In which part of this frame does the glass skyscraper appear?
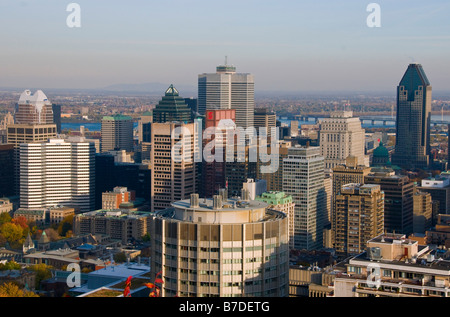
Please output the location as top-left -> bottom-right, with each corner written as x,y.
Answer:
392,63 -> 432,169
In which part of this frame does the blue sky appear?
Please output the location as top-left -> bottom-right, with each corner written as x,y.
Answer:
1,0 -> 450,93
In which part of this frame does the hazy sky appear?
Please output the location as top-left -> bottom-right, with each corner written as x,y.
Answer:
1,0 -> 450,93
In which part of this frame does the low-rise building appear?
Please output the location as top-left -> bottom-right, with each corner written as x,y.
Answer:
332,233 -> 450,297
14,208 -> 46,225
49,206 -> 75,224
0,198 -> 13,215
73,209 -> 152,244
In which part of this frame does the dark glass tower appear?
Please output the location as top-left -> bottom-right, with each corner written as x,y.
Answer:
153,85 -> 192,124
392,63 -> 432,169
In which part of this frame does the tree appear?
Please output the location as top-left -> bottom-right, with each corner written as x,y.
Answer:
28,264 -> 53,290
0,213 -> 11,226
42,228 -> 60,242
0,282 -> 39,297
57,215 -> 74,237
0,222 -> 24,248
114,252 -> 127,263
0,261 -> 21,271
11,216 -> 29,230
141,233 -> 151,242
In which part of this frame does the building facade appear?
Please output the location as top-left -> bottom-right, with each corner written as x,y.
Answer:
334,183 -> 384,256
319,111 -> 369,170
150,194 -> 289,297
282,146 -> 326,250
101,115 -> 134,153
19,138 -> 95,212
198,63 -> 254,129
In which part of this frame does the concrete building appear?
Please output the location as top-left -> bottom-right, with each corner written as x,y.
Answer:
73,209 -> 152,244
334,183 -> 384,256
257,141 -> 291,192
392,63 -> 432,169
48,206 -> 75,225
254,108 -> 277,139
319,111 -> 369,170
0,198 -> 13,215
364,167 -> 414,236
150,193 -> 289,297
19,138 -> 95,212
256,191 -> 295,250
413,191 -> 433,234
418,175 -> 450,223
333,233 -> 450,297
242,178 -> 267,200
14,208 -> 46,225
150,122 -> 197,212
198,62 -> 254,129
426,214 -> 450,248
102,187 -> 135,210
101,115 -> 134,153
283,146 -> 326,250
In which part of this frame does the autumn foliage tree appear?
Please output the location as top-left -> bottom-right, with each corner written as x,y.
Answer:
0,282 -> 39,297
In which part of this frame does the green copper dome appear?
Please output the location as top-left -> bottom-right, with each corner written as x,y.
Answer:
373,142 -> 389,158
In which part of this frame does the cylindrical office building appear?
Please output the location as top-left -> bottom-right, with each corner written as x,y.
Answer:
150,194 -> 289,297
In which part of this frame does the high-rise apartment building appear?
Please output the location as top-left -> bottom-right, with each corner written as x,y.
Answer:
150,194 -> 289,297
150,122 -> 197,212
101,115 -> 134,153
198,62 -> 254,129
413,191 -> 433,234
334,183 -> 384,256
392,63 -> 432,169
319,111 -> 369,170
283,146 -> 326,250
364,167 -> 414,236
19,138 -> 95,212
153,85 -> 192,124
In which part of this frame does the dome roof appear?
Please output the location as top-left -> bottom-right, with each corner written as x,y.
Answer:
373,142 -> 389,157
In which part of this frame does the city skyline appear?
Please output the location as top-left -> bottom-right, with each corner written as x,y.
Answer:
1,1 -> 450,93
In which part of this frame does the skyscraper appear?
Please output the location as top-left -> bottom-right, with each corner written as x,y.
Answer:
319,111 -> 369,170
14,90 -> 54,124
153,85 -> 192,124
19,138 -> 95,212
101,114 -> 134,153
282,146 -> 326,250
334,183 -> 384,256
198,61 -> 254,129
392,63 -> 432,169
150,122 -> 197,212
364,167 -> 414,236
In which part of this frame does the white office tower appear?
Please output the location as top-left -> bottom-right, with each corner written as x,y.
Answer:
15,89 -> 54,124
19,138 -> 95,212
198,61 -> 254,129
282,146 -> 326,250
319,111 -> 369,171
